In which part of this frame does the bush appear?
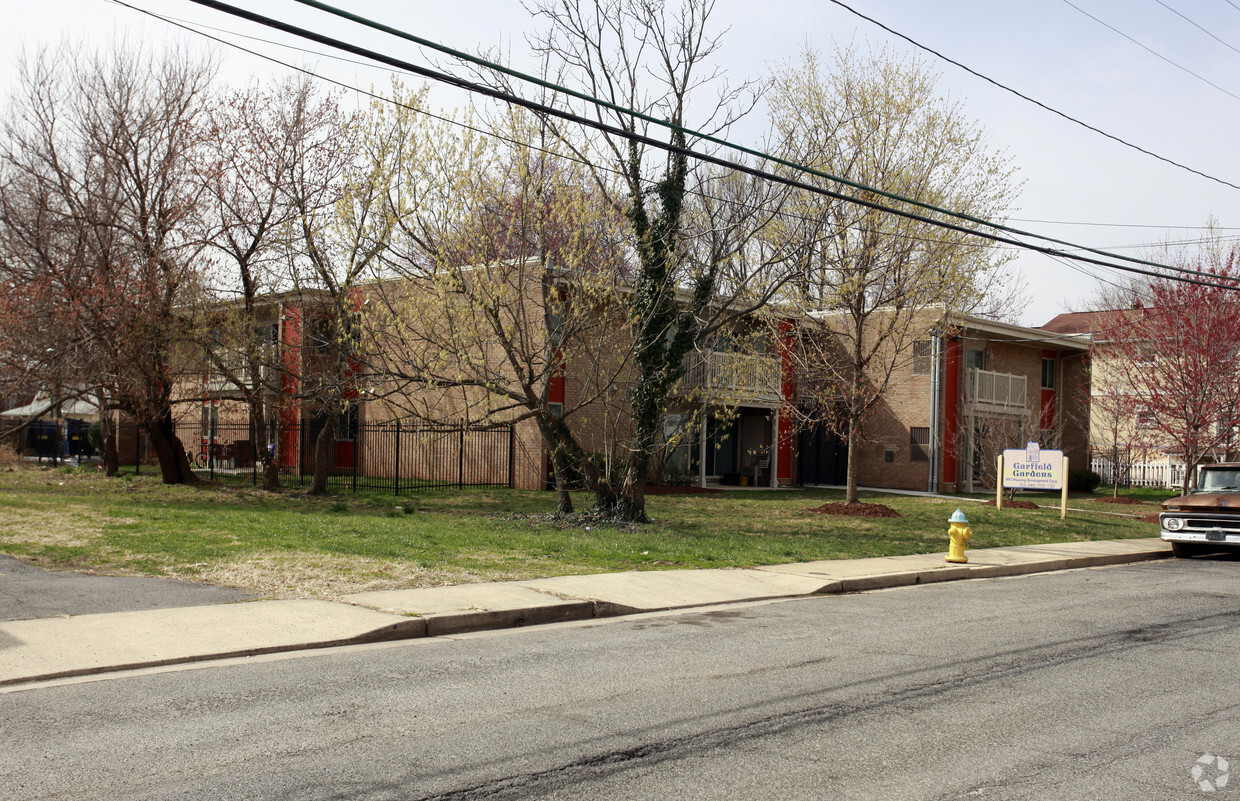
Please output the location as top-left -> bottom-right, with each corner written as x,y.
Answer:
1068,468 -> 1102,493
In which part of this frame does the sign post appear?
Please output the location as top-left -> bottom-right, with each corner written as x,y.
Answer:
999,442 -> 1068,519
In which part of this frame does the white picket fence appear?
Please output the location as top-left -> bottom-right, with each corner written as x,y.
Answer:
1090,457 -> 1185,489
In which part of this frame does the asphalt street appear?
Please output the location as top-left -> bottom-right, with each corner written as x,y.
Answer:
0,554 -> 254,621
3,557 -> 1238,800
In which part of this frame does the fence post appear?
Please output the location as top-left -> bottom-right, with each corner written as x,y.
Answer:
250,415 -> 257,487
352,420 -> 359,494
299,420 -> 305,488
459,422 -> 465,489
394,419 -> 401,496
209,413 -> 216,482
508,425 -> 515,489
134,425 -> 140,476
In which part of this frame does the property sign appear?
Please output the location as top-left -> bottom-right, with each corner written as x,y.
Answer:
1001,441 -> 1065,490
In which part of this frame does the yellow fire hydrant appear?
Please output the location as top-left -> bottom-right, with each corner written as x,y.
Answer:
947,508 -> 972,563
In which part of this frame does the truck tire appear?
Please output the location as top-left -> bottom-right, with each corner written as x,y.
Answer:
1171,541 -> 1199,558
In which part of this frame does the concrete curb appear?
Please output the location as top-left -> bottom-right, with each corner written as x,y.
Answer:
0,539 -> 1172,687
805,546 -> 1168,594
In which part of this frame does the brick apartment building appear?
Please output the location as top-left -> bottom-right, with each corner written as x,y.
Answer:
162,271 -> 1091,495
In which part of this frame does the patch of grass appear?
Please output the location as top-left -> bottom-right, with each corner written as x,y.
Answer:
0,467 -> 1159,599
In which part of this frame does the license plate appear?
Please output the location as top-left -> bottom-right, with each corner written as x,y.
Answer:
1207,531 -> 1227,542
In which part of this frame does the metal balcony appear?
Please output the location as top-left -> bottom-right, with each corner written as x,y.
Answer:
965,368 -> 1027,415
676,350 -> 782,407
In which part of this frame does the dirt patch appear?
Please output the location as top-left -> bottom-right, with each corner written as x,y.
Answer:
189,552 -> 523,599
806,502 -> 902,518
982,499 -> 1040,509
0,504 -> 132,547
644,484 -> 723,495
1091,496 -> 1147,505
1141,513 -> 1162,524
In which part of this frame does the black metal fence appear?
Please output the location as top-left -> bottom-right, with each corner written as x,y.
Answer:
162,417 -> 513,493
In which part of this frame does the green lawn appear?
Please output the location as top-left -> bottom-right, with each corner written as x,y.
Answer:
0,467 -> 1161,599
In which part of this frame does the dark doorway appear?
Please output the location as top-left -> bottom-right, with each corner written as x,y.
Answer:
798,423 -> 847,485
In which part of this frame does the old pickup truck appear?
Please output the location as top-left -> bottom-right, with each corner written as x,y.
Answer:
1160,463 -> 1240,557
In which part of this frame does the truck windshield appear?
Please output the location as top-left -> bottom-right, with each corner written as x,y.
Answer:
1198,470 -> 1240,492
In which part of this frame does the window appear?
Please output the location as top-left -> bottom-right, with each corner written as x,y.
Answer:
338,402 -> 359,442
1041,358 -> 1056,390
912,340 -> 931,375
966,349 -> 985,371
910,427 -> 930,462
1136,405 -> 1156,428
200,403 -> 219,440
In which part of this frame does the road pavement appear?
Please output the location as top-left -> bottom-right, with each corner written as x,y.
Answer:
3,557 -> 1237,800
0,539 -> 1169,685
0,554 -> 253,621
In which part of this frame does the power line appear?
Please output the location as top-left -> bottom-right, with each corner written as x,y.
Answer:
1008,217 -> 1240,230
280,0 -> 1240,280
824,0 -> 1240,192
170,0 -> 1240,292
1062,0 -> 1240,102
109,0 -> 1031,261
1154,0 -> 1240,58
99,0 -> 1235,294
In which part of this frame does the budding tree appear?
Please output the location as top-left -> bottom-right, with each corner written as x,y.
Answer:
769,45 -> 1020,504
1100,249 -> 1240,496
363,95 -> 632,513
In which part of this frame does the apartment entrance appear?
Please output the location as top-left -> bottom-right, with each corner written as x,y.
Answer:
798,423 -> 847,486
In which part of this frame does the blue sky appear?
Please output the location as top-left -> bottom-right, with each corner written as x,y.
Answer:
6,0 -> 1239,326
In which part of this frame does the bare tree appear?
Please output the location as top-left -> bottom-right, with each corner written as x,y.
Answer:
197,77 -> 336,489
477,0 -> 790,521
277,83 -> 394,495
0,42 -> 216,484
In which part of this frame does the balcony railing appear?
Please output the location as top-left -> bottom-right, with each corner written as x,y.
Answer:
206,361 -> 271,394
677,350 -> 782,406
965,368 -> 1027,414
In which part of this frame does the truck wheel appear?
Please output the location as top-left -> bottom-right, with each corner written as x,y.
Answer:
1171,541 -> 1199,558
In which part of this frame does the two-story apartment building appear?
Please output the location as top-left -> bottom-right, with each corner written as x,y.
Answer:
167,271 -> 1092,496
791,311 -> 1091,493
1042,309 -> 1188,488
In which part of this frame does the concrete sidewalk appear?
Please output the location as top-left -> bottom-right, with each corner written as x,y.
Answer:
0,539 -> 1170,687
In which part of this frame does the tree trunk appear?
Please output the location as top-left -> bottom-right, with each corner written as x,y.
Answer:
145,412 -> 197,485
540,411 -> 616,514
263,461 -> 281,491
250,404 -> 281,491
551,448 -> 573,514
617,425 -> 656,522
310,412 -> 336,495
845,420 -> 860,505
101,414 -> 119,477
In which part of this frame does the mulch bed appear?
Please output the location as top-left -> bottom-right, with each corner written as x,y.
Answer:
982,499 -> 1040,509
644,484 -> 723,495
806,501 -> 903,518
1091,496 -> 1146,505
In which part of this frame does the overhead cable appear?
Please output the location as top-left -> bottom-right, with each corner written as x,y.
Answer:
825,0 -> 1240,192
170,0 -> 1240,291
1154,0 -> 1240,58
277,0 -> 1239,279
1063,0 -> 1240,102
